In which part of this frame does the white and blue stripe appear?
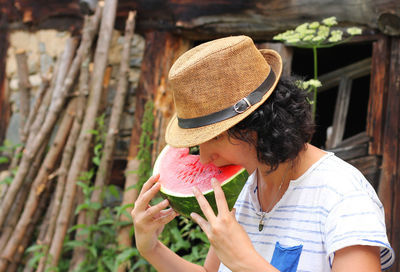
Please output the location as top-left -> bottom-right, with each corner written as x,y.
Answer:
218,152 -> 394,272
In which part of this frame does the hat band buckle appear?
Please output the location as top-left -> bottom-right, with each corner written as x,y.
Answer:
234,97 -> 251,114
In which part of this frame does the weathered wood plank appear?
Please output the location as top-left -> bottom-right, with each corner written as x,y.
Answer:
335,131 -> 369,148
328,142 -> 368,161
0,16 -> 9,147
367,36 -> 390,156
117,0 -> 400,39
2,0 -> 400,39
348,155 -> 381,190
152,35 -> 191,162
378,37 -> 400,272
257,43 -> 293,77
1,0 -> 81,23
325,77 -> 352,149
127,31 -> 191,159
317,58 -> 371,93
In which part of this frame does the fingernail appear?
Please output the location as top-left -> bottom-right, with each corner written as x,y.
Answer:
211,178 -> 218,184
192,186 -> 199,194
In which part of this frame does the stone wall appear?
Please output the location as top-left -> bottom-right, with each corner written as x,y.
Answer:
5,29 -> 145,159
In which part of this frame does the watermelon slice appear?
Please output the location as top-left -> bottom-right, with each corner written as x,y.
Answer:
153,145 -> 249,218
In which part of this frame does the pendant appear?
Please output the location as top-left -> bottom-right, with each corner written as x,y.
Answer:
258,212 -> 265,232
259,221 -> 264,232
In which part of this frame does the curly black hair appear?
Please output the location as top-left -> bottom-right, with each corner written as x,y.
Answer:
228,75 -> 315,171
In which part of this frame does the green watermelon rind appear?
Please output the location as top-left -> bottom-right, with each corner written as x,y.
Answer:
159,169 -> 249,218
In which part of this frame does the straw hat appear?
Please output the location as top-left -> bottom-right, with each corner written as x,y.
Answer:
165,35 -> 282,147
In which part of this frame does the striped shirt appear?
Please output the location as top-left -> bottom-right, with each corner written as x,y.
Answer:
218,152 -> 394,272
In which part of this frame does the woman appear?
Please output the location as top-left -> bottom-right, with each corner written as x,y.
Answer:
131,35 -> 394,271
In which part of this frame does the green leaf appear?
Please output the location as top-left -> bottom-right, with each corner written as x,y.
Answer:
94,143 -> 103,155
27,252 -> 43,268
102,256 -> 116,271
0,175 -> 13,185
0,156 -> 9,164
86,129 -> 99,135
107,185 -> 120,198
64,240 -> 87,250
132,258 -> 149,270
26,244 -> 46,253
115,203 -> 134,215
88,245 -> 97,258
116,248 -> 139,264
68,223 -> 88,233
92,156 -> 101,166
75,202 -> 101,214
170,227 -> 191,252
98,219 -> 115,226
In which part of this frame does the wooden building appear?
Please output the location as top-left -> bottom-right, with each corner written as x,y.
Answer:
0,0 -> 399,270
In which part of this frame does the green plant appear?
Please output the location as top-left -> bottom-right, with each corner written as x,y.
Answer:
0,140 -> 21,186
136,100 -> 155,191
0,139 -> 22,166
273,16 -> 362,119
87,114 -> 106,167
64,184 -> 138,272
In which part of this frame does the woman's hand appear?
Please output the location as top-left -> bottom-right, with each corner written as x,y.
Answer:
131,174 -> 178,256
191,178 -> 259,271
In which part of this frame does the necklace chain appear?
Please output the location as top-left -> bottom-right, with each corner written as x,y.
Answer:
257,161 -> 292,232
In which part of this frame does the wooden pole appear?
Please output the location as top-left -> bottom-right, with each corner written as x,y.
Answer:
117,158 -> 139,272
24,54 -> 60,148
22,79 -> 49,144
46,0 -> 117,267
55,58 -> 90,272
49,38 -> 77,109
15,50 -> 31,143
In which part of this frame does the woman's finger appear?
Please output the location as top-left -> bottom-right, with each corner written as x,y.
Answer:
155,208 -> 178,225
145,199 -> 170,218
211,178 -> 229,214
191,212 -> 210,235
139,174 -> 160,197
192,186 -> 216,222
135,180 -> 161,211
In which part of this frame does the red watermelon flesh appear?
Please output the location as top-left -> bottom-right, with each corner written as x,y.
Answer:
156,146 -> 243,194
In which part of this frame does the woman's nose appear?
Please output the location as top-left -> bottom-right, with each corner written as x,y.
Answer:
199,144 -> 214,165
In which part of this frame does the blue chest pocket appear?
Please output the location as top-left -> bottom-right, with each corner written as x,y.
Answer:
270,242 -> 303,272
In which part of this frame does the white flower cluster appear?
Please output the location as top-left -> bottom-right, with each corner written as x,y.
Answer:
273,17 -> 362,48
